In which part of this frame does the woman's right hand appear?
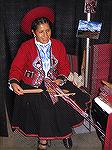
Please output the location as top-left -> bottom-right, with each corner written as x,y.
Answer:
11,83 -> 24,95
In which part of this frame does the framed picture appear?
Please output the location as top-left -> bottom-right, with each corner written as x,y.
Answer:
76,20 -> 102,39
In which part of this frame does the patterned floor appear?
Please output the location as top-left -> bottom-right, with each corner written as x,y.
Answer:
0,122 -> 102,150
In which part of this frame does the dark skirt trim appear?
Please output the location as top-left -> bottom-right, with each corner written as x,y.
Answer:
12,120 -> 84,140
12,126 -> 72,140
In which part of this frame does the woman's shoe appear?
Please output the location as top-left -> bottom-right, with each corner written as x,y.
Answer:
63,137 -> 73,149
37,141 -> 47,150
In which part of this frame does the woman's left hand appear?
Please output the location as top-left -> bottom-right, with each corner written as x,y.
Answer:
53,79 -> 63,86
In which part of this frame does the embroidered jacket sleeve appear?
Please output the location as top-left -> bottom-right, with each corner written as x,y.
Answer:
52,39 -> 70,81
9,42 -> 29,84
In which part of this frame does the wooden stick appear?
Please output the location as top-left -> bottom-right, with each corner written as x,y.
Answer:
55,93 -> 76,97
23,89 -> 43,93
23,88 -> 69,94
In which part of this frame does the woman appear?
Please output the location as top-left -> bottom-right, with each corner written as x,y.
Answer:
8,6 -> 90,150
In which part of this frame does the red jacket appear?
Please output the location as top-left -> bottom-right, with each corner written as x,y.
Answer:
9,38 -> 70,87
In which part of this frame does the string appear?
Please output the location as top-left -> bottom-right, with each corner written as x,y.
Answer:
42,78 -> 107,142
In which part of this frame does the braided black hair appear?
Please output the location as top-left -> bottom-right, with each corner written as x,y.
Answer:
31,17 -> 52,32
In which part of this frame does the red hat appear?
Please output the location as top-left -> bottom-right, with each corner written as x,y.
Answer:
21,6 -> 54,35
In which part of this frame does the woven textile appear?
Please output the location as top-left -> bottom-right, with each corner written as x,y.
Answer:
89,44 -> 112,99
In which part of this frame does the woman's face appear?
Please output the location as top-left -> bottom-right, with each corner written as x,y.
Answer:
32,23 -> 51,44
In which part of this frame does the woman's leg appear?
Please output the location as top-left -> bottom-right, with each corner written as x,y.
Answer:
37,140 -> 47,150
63,137 -> 73,149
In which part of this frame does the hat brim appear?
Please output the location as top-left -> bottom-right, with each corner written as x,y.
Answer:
21,6 -> 54,35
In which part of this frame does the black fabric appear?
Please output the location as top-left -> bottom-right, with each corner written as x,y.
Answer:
0,3 -> 8,137
92,0 -> 112,45
11,81 -> 90,139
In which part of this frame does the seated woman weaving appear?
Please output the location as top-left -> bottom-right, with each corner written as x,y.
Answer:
8,6 -> 90,150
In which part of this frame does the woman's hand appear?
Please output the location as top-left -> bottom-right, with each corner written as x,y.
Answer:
53,79 -> 63,86
11,83 -> 24,95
